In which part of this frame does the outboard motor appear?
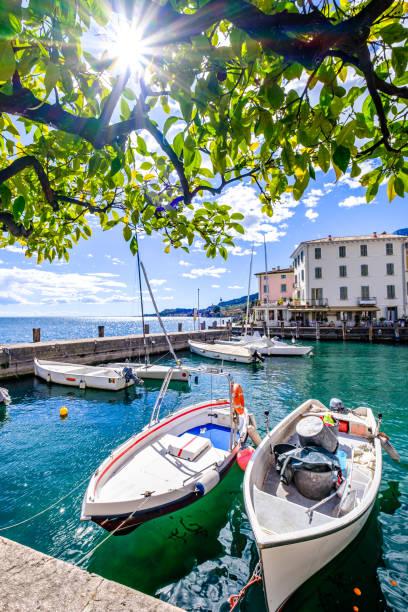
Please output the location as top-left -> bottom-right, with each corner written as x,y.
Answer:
253,350 -> 265,363
330,397 -> 346,413
122,367 -> 143,385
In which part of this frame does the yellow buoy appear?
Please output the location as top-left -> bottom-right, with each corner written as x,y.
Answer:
60,406 -> 68,418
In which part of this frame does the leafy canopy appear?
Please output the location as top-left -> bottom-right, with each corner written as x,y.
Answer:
0,0 -> 407,262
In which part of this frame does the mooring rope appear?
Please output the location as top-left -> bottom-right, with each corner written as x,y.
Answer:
0,475 -> 91,532
228,561 -> 262,610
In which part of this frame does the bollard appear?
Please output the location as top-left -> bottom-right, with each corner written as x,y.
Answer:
342,321 -> 347,340
178,323 -> 182,332
394,322 -> 400,340
144,323 -> 150,335
316,321 -> 320,340
296,321 -> 300,340
98,325 -> 105,338
32,328 -> 41,343
369,323 -> 373,343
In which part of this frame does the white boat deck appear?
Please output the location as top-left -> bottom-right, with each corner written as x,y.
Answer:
98,435 -> 228,502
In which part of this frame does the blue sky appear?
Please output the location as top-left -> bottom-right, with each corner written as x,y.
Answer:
0,165 -> 406,316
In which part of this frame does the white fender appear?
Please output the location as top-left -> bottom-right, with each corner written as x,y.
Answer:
195,468 -> 220,496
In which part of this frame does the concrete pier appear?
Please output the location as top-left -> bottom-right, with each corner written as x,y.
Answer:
0,536 -> 183,611
0,329 -> 228,382
233,325 -> 408,343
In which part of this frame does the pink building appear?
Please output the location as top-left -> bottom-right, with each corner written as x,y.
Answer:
256,267 -> 294,304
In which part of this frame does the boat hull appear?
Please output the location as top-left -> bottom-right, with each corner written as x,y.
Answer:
106,362 -> 190,382
34,359 -> 134,391
90,450 -> 238,535
217,339 -> 313,356
189,341 -> 255,364
260,503 -> 373,611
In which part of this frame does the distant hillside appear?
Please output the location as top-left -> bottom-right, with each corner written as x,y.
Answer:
159,292 -> 258,317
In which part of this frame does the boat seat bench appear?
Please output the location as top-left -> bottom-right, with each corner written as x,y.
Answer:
253,485 -> 335,534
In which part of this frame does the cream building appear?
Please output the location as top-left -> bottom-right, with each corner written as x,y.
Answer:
290,232 -> 408,324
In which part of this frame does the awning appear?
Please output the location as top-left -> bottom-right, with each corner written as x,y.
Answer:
289,306 -> 380,312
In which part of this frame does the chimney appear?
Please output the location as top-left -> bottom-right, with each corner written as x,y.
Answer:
328,235 -> 332,241
373,231 -> 377,237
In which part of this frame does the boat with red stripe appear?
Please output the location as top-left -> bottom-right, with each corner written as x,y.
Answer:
81,367 -> 249,535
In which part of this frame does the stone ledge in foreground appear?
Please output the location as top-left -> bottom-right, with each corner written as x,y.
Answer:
0,536 -> 184,612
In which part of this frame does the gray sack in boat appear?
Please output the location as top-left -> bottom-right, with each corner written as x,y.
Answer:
276,446 -> 341,486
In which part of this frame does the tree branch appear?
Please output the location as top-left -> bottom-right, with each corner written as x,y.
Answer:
0,155 -> 56,207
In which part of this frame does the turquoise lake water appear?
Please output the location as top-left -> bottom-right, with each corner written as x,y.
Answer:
1,341 -> 407,611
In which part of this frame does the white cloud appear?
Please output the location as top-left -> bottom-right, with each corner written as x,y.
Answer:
338,196 -> 372,208
0,266 -> 129,306
303,189 -> 324,208
192,240 -> 204,252
182,266 -> 226,279
305,209 -> 319,221
105,254 -> 124,265
88,254 -> 94,258
226,245 -> 254,257
211,284 -> 220,288
4,245 -> 24,254
150,279 -> 166,286
216,184 -> 296,243
228,285 -> 244,290
279,223 -> 288,229
179,260 -> 192,267
164,287 -> 173,291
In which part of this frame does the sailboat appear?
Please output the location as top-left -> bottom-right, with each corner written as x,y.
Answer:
106,242 -> 191,383
81,366 -> 249,534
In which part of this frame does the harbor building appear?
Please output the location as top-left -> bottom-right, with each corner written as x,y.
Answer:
290,232 -> 408,325
252,267 -> 294,324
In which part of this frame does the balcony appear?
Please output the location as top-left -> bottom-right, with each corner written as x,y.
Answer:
291,298 -> 329,308
358,297 -> 377,306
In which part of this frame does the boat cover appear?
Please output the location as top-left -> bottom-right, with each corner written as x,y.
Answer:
276,446 -> 341,486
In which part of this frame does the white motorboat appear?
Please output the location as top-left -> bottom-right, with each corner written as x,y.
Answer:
81,367 -> 248,534
188,340 -> 263,364
105,362 -> 190,382
218,333 -> 313,357
0,387 -> 11,405
34,359 -> 139,391
243,399 -> 385,611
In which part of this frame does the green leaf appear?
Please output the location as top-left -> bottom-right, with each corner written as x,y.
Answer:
163,116 -> 180,137
0,41 -> 16,81
13,195 -> 25,218
332,145 -> 350,173
44,62 -> 59,96
110,155 -> 122,176
380,23 -> 407,44
266,82 -> 285,110
123,225 -> 132,241
394,176 -> 405,198
120,98 -> 131,120
317,145 -> 330,173
392,47 -> 408,79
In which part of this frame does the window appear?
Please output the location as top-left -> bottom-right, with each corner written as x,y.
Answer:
295,274 -> 297,285
263,298 -> 268,303
301,270 -> 304,281
311,288 -> 323,300
339,246 -> 346,258
387,285 -> 395,299
281,274 -> 286,278
361,264 -> 368,276
263,275 -> 267,280
281,284 -> 287,292
340,286 -> 348,300
386,263 -> 394,275
315,247 -> 321,259
301,250 -> 304,262
360,244 -> 367,256
315,267 -> 322,279
263,285 -> 268,293
386,243 -> 393,255
339,265 -> 347,277
361,286 -> 370,299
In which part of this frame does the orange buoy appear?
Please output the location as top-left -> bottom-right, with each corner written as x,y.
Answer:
237,447 -> 255,471
232,383 -> 245,415
353,588 -> 362,596
390,579 -> 397,587
353,606 -> 359,611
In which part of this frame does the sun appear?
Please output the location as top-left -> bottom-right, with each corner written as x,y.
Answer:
107,17 -> 152,74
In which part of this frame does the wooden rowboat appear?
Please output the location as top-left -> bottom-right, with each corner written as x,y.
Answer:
34,359 -> 136,391
243,399 -> 383,611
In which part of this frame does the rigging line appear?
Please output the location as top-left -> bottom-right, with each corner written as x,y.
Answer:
140,260 -> 178,364
136,233 -> 149,366
244,245 -> 254,336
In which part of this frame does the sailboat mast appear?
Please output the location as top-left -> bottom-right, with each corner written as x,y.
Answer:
136,235 -> 149,366
140,261 -> 179,364
244,246 -> 254,335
